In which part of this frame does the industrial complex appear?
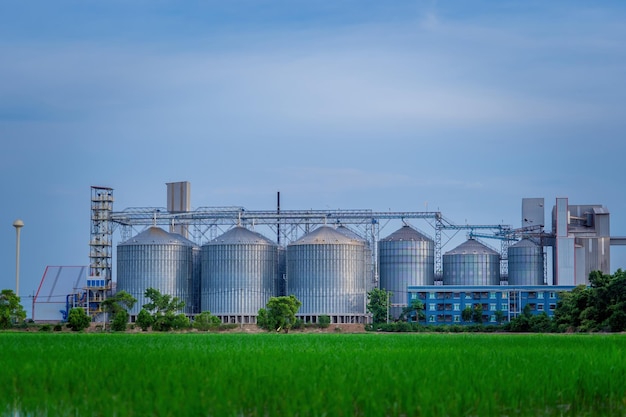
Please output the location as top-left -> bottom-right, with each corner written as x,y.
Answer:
32,182 -> 626,325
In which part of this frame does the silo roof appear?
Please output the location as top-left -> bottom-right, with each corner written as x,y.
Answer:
511,238 -> 539,248
380,225 -> 432,242
208,226 -> 276,245
291,226 -> 362,245
119,226 -> 193,246
335,225 -> 365,241
445,238 -> 499,256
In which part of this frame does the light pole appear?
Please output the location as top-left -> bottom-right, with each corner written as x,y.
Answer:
13,219 -> 24,297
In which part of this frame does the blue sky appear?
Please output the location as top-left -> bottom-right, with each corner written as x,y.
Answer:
2,1 -> 626,316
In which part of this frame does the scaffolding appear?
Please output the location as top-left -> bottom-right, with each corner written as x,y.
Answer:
88,186 -> 114,318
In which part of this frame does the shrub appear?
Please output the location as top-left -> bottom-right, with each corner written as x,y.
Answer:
67,308 -> 91,332
111,310 -> 129,332
39,324 -> 52,332
318,315 -> 331,329
193,311 -> 221,331
136,309 -> 153,331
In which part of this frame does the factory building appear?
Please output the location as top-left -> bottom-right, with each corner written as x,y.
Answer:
407,285 -> 575,324
403,197 -> 615,323
32,183 -> 625,324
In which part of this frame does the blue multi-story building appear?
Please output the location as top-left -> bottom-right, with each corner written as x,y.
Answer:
407,285 -> 575,324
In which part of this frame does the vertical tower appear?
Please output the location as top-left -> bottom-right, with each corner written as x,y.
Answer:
166,181 -> 191,238
89,186 -> 114,317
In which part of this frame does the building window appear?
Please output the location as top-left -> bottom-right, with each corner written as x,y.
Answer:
490,303 -> 496,311
453,292 -> 460,299
490,292 -> 496,299
429,292 -> 436,299
410,293 -> 417,300
528,292 -> 537,299
453,303 -> 460,311
490,315 -> 496,323
502,292 -> 508,300
549,304 -> 556,311
429,315 -> 435,323
465,293 -> 472,300
538,304 -> 544,311
538,292 -> 544,299
549,292 -> 556,299
454,315 -> 460,323
429,304 -> 436,311
502,304 -> 508,311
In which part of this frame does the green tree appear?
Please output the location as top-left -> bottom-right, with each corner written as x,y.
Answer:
0,289 -> 26,329
472,304 -> 484,324
102,290 -> 137,332
136,308 -> 153,331
193,311 -> 222,331
111,310 -> 130,332
367,288 -> 391,324
67,308 -> 91,331
142,288 -> 186,332
494,310 -> 506,325
256,295 -> 302,332
400,299 -> 425,323
461,306 -> 473,323
530,312 -> 553,333
553,269 -> 626,332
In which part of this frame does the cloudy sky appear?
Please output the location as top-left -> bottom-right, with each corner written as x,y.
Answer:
2,1 -> 626,315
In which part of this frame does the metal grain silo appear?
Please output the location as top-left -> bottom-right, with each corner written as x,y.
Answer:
201,226 -> 279,323
507,239 -> 544,285
336,225 -> 375,292
117,227 -> 195,317
379,225 -> 435,318
443,238 -> 500,286
287,226 -> 367,324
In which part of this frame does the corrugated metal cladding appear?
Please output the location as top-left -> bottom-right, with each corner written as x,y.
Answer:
507,239 -> 544,285
443,239 -> 500,286
336,226 -> 375,292
379,225 -> 435,318
201,226 -> 279,316
287,226 -> 367,316
117,227 -> 196,316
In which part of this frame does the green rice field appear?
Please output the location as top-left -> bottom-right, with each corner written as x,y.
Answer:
1,333 -> 625,416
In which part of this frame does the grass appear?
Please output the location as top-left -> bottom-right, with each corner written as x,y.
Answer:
1,333 -> 625,416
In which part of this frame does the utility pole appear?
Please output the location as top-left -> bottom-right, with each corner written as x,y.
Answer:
13,219 -> 24,297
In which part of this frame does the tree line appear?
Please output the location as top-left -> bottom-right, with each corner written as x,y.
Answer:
2,269 -> 625,332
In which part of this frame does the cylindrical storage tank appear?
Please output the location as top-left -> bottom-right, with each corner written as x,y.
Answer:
287,226 -> 367,321
443,238 -> 500,286
507,239 -> 544,285
379,225 -> 435,319
201,226 -> 279,322
336,225 -> 374,292
117,227 -> 195,316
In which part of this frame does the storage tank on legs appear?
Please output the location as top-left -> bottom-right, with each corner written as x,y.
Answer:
379,225 -> 435,319
507,239 -> 544,285
201,226 -> 279,324
443,238 -> 500,285
287,226 -> 367,324
117,227 -> 195,317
